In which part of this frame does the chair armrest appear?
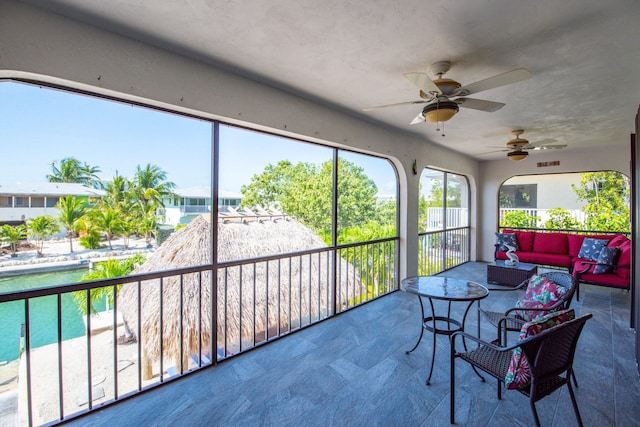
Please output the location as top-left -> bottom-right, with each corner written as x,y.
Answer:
450,330 -> 521,353
575,260 -> 596,275
503,302 -> 566,317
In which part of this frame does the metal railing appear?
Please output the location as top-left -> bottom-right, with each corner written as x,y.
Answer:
497,225 -> 630,237
417,227 -> 470,275
0,237 -> 398,425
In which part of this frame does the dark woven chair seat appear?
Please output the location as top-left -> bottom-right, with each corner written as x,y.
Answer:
458,345 -> 512,380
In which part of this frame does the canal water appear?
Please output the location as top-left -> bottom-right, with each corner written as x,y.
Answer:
0,269 -> 89,363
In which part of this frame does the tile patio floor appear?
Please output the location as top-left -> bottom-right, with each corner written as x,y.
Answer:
67,262 -> 639,426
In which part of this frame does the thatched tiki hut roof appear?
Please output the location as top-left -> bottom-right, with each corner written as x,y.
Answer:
118,214 -> 364,375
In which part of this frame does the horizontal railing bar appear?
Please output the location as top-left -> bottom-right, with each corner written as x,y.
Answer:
0,264 -> 212,302
497,226 -> 630,236
418,226 -> 468,236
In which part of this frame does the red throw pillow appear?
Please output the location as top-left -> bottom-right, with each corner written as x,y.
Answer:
532,233 -> 568,254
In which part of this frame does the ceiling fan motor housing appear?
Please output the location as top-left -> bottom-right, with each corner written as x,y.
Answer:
422,100 -> 459,123
507,150 -> 529,161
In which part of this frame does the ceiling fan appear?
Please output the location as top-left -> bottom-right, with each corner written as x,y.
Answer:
496,129 -> 567,161
363,61 -> 532,131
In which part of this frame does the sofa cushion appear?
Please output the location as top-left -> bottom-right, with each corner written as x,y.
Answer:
514,231 -> 536,252
496,232 -> 518,252
532,233 -> 568,254
616,240 -> 631,279
608,234 -> 628,248
593,246 -> 620,274
514,275 -> 569,321
577,237 -> 609,261
567,234 -> 586,257
576,269 -> 630,289
517,252 -> 572,268
505,309 -> 576,390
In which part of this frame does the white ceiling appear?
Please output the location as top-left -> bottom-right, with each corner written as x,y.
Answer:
24,0 -> 640,160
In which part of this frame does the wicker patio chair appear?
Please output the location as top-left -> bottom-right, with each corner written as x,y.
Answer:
450,313 -> 592,426
480,271 -> 578,345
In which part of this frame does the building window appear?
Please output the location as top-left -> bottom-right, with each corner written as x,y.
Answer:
31,197 -> 45,208
46,197 -> 59,208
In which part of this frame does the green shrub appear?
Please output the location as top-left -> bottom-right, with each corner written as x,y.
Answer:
543,207 -> 581,230
79,230 -> 103,249
501,210 -> 538,228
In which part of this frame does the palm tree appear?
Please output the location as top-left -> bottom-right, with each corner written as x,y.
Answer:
102,174 -> 131,208
56,196 -> 88,253
47,157 -> 102,188
0,224 -> 27,257
132,164 -> 176,212
27,215 -> 59,256
73,254 -> 146,315
88,207 -> 123,250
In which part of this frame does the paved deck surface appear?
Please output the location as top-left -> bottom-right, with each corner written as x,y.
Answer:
56,262 -> 640,426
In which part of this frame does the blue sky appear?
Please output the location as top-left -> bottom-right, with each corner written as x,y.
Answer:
0,82 -> 397,195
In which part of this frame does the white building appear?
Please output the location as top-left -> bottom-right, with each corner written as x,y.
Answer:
0,182 -> 104,225
161,187 -> 243,226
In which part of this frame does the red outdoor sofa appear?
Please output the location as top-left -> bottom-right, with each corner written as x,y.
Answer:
495,230 -> 631,299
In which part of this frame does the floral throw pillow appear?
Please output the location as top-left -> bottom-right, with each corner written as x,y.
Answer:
593,246 -> 620,274
514,275 -> 568,321
504,309 -> 576,390
495,232 -> 518,252
577,238 -> 610,261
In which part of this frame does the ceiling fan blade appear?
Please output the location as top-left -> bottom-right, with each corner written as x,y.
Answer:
482,148 -> 511,154
454,68 -> 532,96
362,100 -> 427,111
404,72 -> 441,95
530,144 -> 567,150
455,97 -> 505,112
410,112 -> 425,125
524,138 -> 557,147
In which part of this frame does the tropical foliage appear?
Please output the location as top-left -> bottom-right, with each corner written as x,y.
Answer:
56,196 -> 88,253
241,159 -> 385,236
44,159 -> 175,251
27,215 -> 59,256
47,157 -> 102,188
543,207 -> 580,230
0,224 -> 27,256
501,210 -> 539,229
572,171 -> 630,232
74,254 -> 146,314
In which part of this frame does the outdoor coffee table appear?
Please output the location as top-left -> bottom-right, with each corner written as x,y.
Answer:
487,260 -> 537,287
401,275 -> 489,385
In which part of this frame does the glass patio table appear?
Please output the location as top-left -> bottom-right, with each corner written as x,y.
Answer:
401,275 -> 489,385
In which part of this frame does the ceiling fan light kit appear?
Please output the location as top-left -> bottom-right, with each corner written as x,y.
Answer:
363,61 -> 533,138
422,100 -> 459,123
507,150 -> 529,161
